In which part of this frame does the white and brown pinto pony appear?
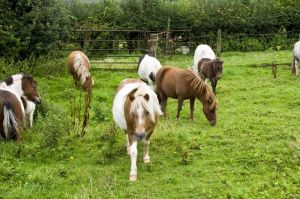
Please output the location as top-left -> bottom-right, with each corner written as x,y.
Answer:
137,54 -> 162,90
293,41 -> 300,75
67,51 -> 94,91
113,79 -> 162,181
0,74 -> 41,140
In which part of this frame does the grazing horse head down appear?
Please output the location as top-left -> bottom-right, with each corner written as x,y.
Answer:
113,79 -> 162,181
156,67 -> 217,126
67,51 -> 94,91
0,89 -> 25,141
0,73 -> 41,104
137,54 -> 162,89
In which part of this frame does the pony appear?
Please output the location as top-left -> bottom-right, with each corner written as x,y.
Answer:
0,74 -> 41,131
112,79 -> 162,181
198,58 -> 223,94
0,74 -> 41,104
137,54 -> 162,89
0,89 -> 25,141
293,41 -> 300,75
193,44 -> 223,94
67,51 -> 94,91
156,67 -> 217,126
21,97 -> 36,127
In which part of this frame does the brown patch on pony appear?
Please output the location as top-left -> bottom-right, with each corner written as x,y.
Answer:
0,90 -> 25,141
21,74 -> 41,104
156,66 -> 217,125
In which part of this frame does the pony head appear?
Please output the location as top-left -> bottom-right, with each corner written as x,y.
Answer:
213,58 -> 223,80
21,74 -> 41,104
126,87 -> 157,140
83,74 -> 94,91
202,94 -> 217,126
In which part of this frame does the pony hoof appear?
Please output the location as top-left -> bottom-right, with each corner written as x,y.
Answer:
129,175 -> 137,181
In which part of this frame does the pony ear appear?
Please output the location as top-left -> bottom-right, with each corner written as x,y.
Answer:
144,93 -> 149,101
129,93 -> 135,101
129,88 -> 138,101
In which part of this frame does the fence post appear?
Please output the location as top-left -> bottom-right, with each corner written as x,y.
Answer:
216,29 -> 222,57
165,17 -> 170,54
149,34 -> 158,57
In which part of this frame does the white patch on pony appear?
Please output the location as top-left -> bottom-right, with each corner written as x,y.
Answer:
0,74 -> 24,98
72,52 -> 91,86
23,99 -> 36,127
193,44 -> 216,73
293,41 -> 300,76
138,55 -> 162,89
112,81 -> 162,130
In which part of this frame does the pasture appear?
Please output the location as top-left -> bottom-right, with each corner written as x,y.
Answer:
0,50 -> 299,198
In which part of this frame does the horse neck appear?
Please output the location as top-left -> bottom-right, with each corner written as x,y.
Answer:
0,81 -> 23,97
193,82 -> 210,104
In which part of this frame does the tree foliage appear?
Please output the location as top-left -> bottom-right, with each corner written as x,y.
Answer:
1,0 -> 300,59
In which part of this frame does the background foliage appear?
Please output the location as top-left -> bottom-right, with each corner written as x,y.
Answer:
0,0 -> 300,60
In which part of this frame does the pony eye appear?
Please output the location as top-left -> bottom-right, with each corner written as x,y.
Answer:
145,111 -> 149,115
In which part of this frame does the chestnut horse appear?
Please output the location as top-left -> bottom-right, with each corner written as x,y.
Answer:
156,67 -> 217,125
113,79 -> 162,181
67,51 -> 94,91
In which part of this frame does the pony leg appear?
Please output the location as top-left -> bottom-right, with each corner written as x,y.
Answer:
129,138 -> 138,181
210,78 -> 216,94
143,139 -> 150,164
126,133 -> 130,155
29,111 -> 34,128
190,98 -> 195,121
296,60 -> 299,76
160,95 -> 168,118
176,97 -> 184,120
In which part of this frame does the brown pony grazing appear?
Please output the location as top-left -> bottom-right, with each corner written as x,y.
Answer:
198,58 -> 223,94
0,89 -> 25,141
113,79 -> 162,181
156,67 -> 217,125
67,51 -> 94,91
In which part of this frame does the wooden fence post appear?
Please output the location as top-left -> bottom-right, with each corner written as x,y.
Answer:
149,34 -> 158,57
216,29 -> 222,57
165,17 -> 170,54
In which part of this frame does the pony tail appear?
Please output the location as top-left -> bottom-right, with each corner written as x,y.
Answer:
3,101 -> 19,140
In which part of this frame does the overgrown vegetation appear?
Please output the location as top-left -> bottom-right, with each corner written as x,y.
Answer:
0,0 -> 300,60
0,51 -> 299,198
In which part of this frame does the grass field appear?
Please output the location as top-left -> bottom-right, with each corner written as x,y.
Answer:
0,51 -> 299,198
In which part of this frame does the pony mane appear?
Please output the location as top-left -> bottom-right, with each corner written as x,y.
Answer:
72,52 -> 91,85
129,85 -> 162,122
184,70 -> 217,110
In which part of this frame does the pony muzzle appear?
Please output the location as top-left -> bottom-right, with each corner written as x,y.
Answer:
135,132 -> 146,140
35,97 -> 41,104
209,120 -> 216,126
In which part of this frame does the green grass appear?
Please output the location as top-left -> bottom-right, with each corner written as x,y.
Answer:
0,51 -> 299,198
